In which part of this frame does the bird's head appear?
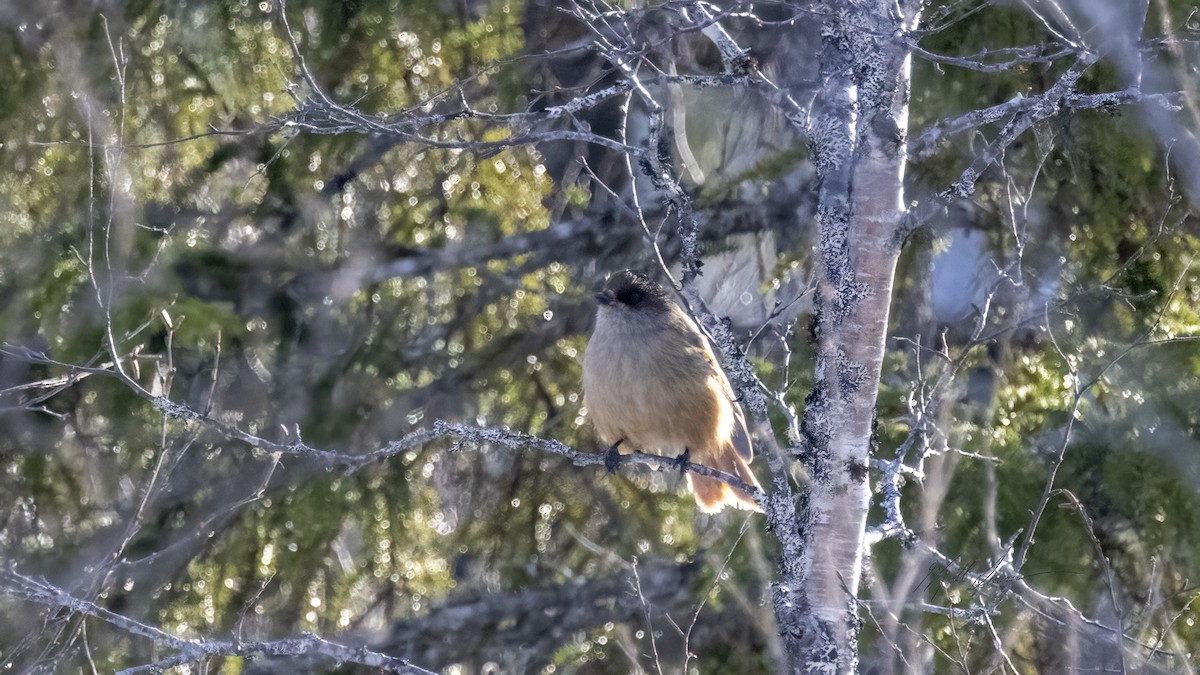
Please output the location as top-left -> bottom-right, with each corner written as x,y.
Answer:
594,270 -> 673,315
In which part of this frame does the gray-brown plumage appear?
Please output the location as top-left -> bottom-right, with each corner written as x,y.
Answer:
581,270 -> 762,512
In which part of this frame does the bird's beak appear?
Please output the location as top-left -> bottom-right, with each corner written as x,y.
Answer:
595,289 -> 616,306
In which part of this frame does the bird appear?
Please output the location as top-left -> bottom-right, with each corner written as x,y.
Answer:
581,270 -> 763,512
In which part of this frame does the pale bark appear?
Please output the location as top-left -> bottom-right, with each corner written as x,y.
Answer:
778,1 -> 921,671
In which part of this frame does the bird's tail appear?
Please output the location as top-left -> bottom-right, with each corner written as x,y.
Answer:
686,446 -> 763,513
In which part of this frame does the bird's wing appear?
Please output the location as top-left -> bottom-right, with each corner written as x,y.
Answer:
672,305 -> 754,460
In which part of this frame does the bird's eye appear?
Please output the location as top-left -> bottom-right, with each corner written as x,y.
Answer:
622,289 -> 643,306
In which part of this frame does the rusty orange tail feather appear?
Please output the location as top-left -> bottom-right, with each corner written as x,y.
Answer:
686,449 -> 763,513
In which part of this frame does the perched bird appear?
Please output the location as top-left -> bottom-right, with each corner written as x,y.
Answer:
581,270 -> 763,512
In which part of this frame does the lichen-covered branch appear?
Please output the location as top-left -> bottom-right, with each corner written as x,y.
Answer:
0,570 -> 434,675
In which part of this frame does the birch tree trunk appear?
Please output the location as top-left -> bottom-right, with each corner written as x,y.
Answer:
776,2 -> 921,671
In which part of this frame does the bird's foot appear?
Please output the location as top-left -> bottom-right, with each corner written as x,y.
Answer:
603,440 -> 624,473
674,448 -> 691,473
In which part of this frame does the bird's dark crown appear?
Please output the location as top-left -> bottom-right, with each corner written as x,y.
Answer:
599,270 -> 672,312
